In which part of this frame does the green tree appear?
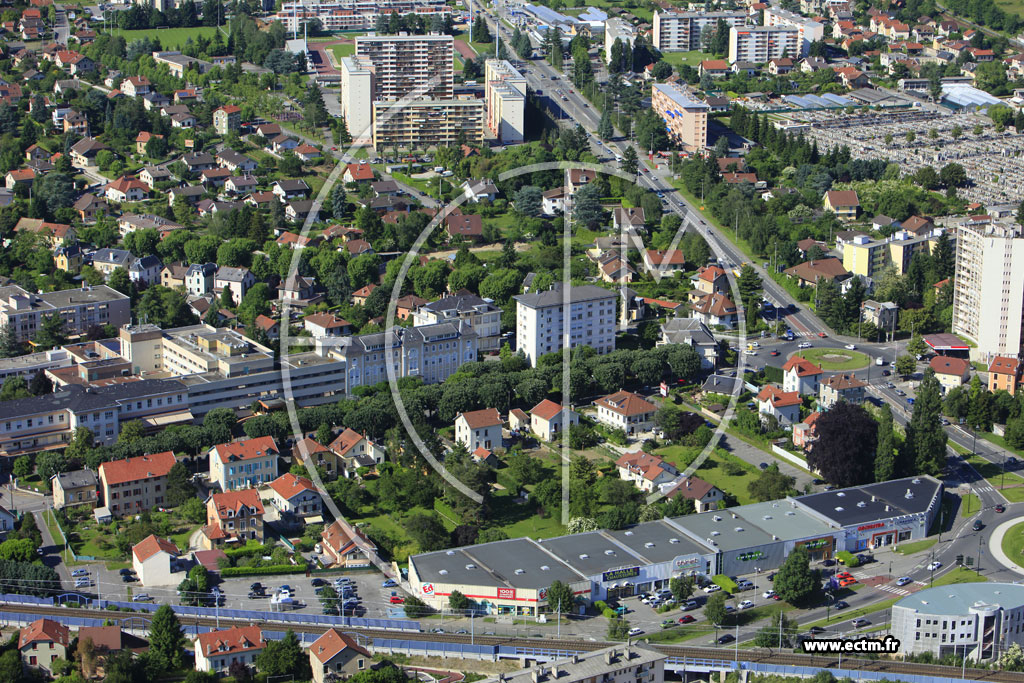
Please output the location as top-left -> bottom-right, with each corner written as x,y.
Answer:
752,610 -> 798,649
255,630 -> 311,680
670,575 -> 695,602
34,314 -> 67,350
12,456 -> 31,479
403,513 -> 449,552
704,590 -> 728,625
895,355 -> 917,377
149,604 -> 187,669
0,376 -> 31,401
905,368 -> 947,475
774,545 -> 817,605
874,404 -> 897,483
747,465 -> 796,502
736,264 -> 763,325
179,497 -> 206,524
449,589 -> 470,611
319,585 -> 339,613
622,146 -> 639,176
165,462 -> 194,507
547,580 -> 575,613
0,324 -> 21,358
28,370 -> 52,396
117,420 -> 146,445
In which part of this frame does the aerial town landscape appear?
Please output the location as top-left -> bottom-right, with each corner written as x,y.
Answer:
5,0 -> 1024,681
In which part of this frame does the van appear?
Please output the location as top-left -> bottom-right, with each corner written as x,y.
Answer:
876,357 -> 884,366
683,600 -> 699,611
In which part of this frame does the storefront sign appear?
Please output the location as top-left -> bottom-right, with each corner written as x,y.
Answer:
497,587 -> 516,600
801,538 -> 831,550
660,382 -> 669,397
737,550 -> 764,562
422,583 -> 434,595
538,588 -> 547,600
858,522 -> 885,531
673,555 -> 702,572
602,566 -> 640,583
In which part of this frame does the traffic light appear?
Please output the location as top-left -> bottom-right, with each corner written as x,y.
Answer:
956,554 -> 964,566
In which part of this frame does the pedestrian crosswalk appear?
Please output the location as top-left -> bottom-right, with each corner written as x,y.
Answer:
914,580 -> 928,586
974,485 -> 995,493
876,584 -> 911,596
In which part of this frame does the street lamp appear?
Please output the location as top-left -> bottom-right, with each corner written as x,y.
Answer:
977,536 -> 984,574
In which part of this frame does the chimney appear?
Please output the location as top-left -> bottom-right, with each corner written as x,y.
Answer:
571,655 -> 579,665
531,670 -> 540,683
604,650 -> 613,665
551,666 -> 559,679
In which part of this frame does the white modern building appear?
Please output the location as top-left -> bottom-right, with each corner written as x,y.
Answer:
728,25 -> 800,63
514,284 -> 617,367
763,6 -> 823,57
652,10 -> 747,52
455,408 -> 503,452
0,284 -> 130,343
412,293 -> 502,352
355,33 -> 454,101
484,60 -> 526,144
604,17 -> 636,64
275,0 -> 450,32
952,222 -> 1024,361
340,56 -> 375,143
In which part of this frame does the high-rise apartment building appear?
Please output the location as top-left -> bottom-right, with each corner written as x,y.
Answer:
728,25 -> 801,63
604,17 -> 636,63
354,33 -> 454,101
762,6 -> 823,56
652,10 -> 747,52
952,222 -> 1024,360
514,284 -> 617,367
275,0 -> 449,32
371,98 -> 484,149
484,59 -> 526,143
340,56 -> 374,143
651,82 -> 709,150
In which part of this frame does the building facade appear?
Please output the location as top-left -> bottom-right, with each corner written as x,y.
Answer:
98,451 -> 177,517
728,25 -> 800,64
762,6 -> 823,56
412,293 -> 502,352
514,284 -> 617,367
653,10 -> 747,52
484,60 -> 526,144
340,56 -> 374,143
371,98 -> 484,150
209,436 -> 280,491
0,284 -> 130,343
355,33 -> 454,101
651,83 -> 709,151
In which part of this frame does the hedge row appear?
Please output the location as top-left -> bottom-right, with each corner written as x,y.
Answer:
223,544 -> 276,560
835,551 -> 860,568
713,574 -> 738,594
220,564 -> 306,577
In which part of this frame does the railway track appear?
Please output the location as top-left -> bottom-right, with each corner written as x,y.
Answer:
2,603 -> 1020,682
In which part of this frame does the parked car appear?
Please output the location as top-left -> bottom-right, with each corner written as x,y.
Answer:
682,600 -> 699,611
851,618 -> 870,628
703,584 -> 721,593
72,569 -> 89,577
121,574 -> 138,583
758,462 -> 769,470
132,594 -> 152,602
382,579 -> 398,587
738,600 -> 755,609
762,590 -> 776,599
311,578 -> 326,587
716,634 -> 736,644
661,620 -> 676,629
628,627 -> 644,636
390,595 -> 405,604
678,615 -> 696,624
118,568 -> 134,576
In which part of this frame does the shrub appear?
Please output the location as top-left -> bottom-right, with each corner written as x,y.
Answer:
220,565 -> 306,577
836,551 -> 860,568
713,574 -> 738,594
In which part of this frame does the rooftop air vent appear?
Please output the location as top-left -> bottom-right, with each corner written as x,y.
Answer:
786,511 -> 795,516
835,506 -> 844,512
731,513 -> 738,519
624,531 -> 634,536
837,492 -> 846,497
466,564 -> 476,570
905,489 -> 914,499
763,515 -> 772,520
579,554 -> 589,559
713,515 -> 722,522
711,531 -> 720,536
541,565 -> 550,571
439,569 -> 448,575
857,501 -> 867,508
735,527 -> 744,532
912,478 -> 921,484
772,535 -> 778,540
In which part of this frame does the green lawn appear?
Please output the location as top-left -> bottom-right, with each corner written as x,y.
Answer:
654,444 -> 702,470
489,488 -> 566,540
1000,486 -> 1024,503
996,0 -> 1024,18
695,449 -> 761,505
1000,520 -> 1024,567
661,50 -> 715,68
894,538 -> 937,555
965,453 -> 1024,488
960,493 -> 981,518
934,567 -> 987,586
790,348 -> 871,371
330,43 -> 355,61
979,431 -> 1024,460
117,26 -> 220,49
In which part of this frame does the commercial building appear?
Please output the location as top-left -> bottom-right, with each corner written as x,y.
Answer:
952,222 -> 1024,360
340,57 -> 374,143
275,0 -> 450,33
891,584 -> 1024,661
99,450 -> 177,517
842,230 -> 945,278
604,17 -> 636,64
0,379 -> 189,457
651,82 -> 709,151
728,25 -> 800,64
652,10 -> 747,52
325,321 -> 478,390
120,324 -> 349,416
407,475 -> 941,614
514,284 -> 617,367
0,348 -> 73,384
484,60 -> 526,144
371,97 -> 484,150
0,284 -> 130,343
355,33 -> 454,101
412,292 -> 502,352
763,6 -> 823,57
478,645 -> 666,683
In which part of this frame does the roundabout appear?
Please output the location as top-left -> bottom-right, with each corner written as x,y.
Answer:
789,347 -> 872,371
994,518 -> 1024,575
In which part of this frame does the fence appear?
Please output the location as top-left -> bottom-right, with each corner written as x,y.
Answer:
771,444 -> 810,471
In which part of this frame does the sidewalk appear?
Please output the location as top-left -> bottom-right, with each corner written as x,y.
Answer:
987,518 -> 1024,576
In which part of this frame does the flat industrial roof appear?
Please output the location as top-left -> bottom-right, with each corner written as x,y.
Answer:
538,531 -> 647,577
672,509 -> 776,551
462,538 -> 585,590
895,583 -> 1024,615
795,476 -> 941,526
731,500 -> 837,541
606,520 -> 714,563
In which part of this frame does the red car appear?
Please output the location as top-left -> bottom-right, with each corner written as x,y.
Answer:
389,596 -> 405,604
678,615 -> 696,624
996,504 -> 1006,513
818,332 -> 827,337
769,350 -> 780,356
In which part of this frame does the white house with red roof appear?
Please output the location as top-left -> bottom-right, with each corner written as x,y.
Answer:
98,450 -> 177,517
455,408 -> 503,452
131,534 -> 180,586
105,175 -> 148,202
643,249 -> 686,274
119,75 -> 151,97
303,312 -> 353,338
757,385 -> 802,425
19,619 -> 70,675
268,472 -> 322,517
213,104 -> 241,135
782,356 -> 823,395
662,476 -> 724,512
930,355 -> 970,393
530,398 -> 578,441
615,450 -> 678,492
696,266 -> 728,298
321,520 -> 375,568
327,428 -> 386,478
343,163 -> 374,183
593,390 -> 657,436
309,629 -> 372,683
194,626 -> 265,674
203,488 -> 265,550
209,436 -> 280,491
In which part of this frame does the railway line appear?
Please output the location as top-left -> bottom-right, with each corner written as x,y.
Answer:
2,602 -> 1020,682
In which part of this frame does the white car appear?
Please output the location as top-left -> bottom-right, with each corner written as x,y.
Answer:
927,561 -> 942,571
798,341 -> 812,349
762,590 -> 776,599
744,349 -> 757,356
628,627 -> 644,636
845,344 -> 857,350
703,584 -> 722,593
738,600 -> 755,609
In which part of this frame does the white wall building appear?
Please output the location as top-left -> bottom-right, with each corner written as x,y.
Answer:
763,6 -> 823,57
604,17 -> 636,64
131,534 -> 180,586
340,56 -> 374,143
514,284 -> 617,367
652,10 -> 747,52
455,408 -> 502,452
728,25 -> 800,63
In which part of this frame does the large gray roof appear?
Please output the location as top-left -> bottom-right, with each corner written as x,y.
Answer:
894,583 -> 1024,616
0,379 -> 186,420
412,537 -> 585,591
795,476 -> 942,526
421,293 -> 499,314
55,469 -> 97,489
513,284 -> 616,309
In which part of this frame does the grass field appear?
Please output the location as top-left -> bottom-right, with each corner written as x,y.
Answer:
964,453 -> 1024,489
654,444 -> 702,470
979,430 -> 1024,459
1001,520 -> 1024,567
661,50 -> 715,68
330,43 -> 355,61
695,449 -> 761,505
894,537 -> 937,555
996,0 -> 1024,18
960,493 -> 981,518
791,348 -> 871,370
117,26 -> 221,50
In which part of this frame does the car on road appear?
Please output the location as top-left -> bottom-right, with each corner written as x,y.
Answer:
895,576 -> 913,586
844,344 -> 857,350
382,579 -> 398,587
834,600 -> 849,609
928,561 -> 942,570
738,600 -> 755,609
896,389 -> 906,396
767,573 -> 776,582
996,504 -> 1006,513
762,590 -> 777,599
743,349 -> 757,356
628,628 -> 644,636
132,594 -> 152,602
809,626 -> 827,634
678,615 -> 696,624
886,382 -> 896,388
716,634 -> 736,644
838,578 -> 857,587
703,584 -> 721,593
798,341 -> 812,349
759,462 -> 769,470
661,620 -> 676,629
769,350 -> 780,356
851,618 -> 870,628
818,332 -> 827,337
941,418 -> 950,425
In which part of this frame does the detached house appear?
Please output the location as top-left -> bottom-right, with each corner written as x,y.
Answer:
209,436 -> 280,491
343,163 -> 374,183
782,356 -> 823,395
268,472 -> 322,518
131,533 -> 180,586
195,626 -> 265,674
756,385 -> 802,425
202,489 -> 265,549
328,428 -> 386,478
105,176 -> 148,203
643,249 -> 686,274
612,207 -> 645,232
120,75 -> 151,97
214,266 -> 255,305
819,373 -> 867,408
309,629 -> 371,683
530,398 -> 579,442
930,355 -> 970,393
593,390 -> 657,436
455,408 -> 503,452
321,520 -> 375,568
213,104 -> 241,135
616,450 -> 678,492
989,356 -> 1022,395
662,476 -> 724,512
823,190 -> 860,221
52,469 -> 98,509
19,619 -> 70,676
